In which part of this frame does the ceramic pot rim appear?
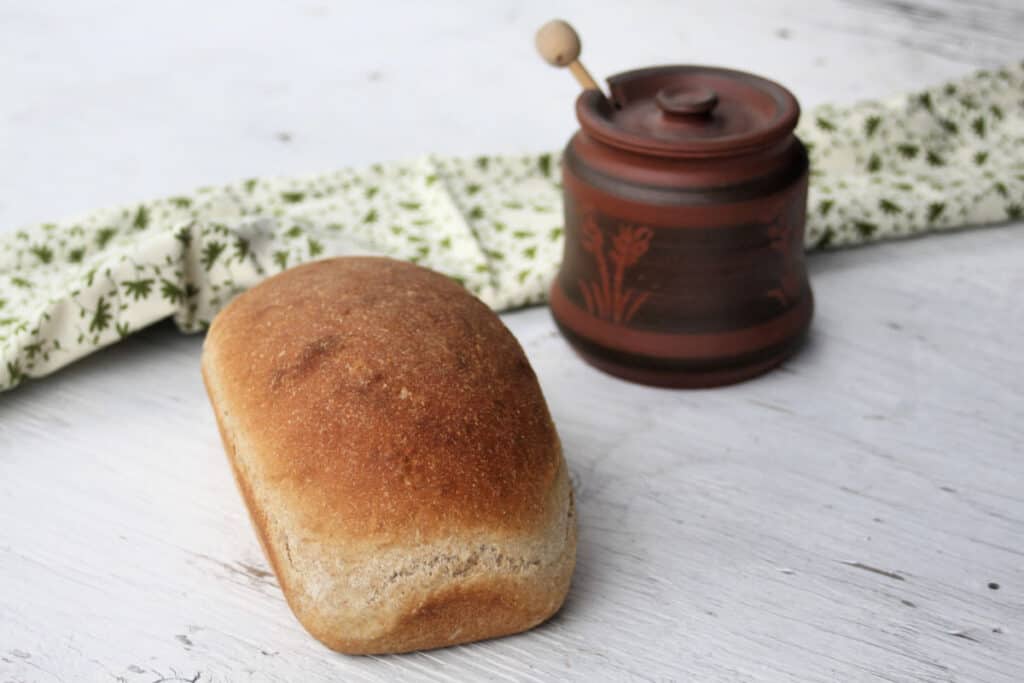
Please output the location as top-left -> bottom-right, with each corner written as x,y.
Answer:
576,65 -> 801,159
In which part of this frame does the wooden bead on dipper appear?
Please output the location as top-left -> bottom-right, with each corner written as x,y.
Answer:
535,19 -> 602,93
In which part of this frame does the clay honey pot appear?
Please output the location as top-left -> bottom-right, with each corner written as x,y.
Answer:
537,20 -> 813,388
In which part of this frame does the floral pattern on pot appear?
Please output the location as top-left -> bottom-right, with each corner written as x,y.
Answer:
578,214 -> 653,323
766,193 -> 810,308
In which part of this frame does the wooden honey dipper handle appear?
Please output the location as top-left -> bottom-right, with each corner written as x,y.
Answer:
535,19 -> 601,92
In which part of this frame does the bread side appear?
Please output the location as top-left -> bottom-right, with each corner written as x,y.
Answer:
201,257 -> 576,653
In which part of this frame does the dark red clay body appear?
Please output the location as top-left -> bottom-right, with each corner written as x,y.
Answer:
551,66 -> 814,387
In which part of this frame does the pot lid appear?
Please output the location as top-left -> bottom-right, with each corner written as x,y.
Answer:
576,65 -> 800,159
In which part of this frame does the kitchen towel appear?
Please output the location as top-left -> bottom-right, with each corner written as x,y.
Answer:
1,62 -> 1022,391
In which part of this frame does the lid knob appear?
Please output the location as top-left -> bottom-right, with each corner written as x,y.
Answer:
656,86 -> 719,117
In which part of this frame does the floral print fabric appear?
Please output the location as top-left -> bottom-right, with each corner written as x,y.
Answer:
1,63 -> 1021,391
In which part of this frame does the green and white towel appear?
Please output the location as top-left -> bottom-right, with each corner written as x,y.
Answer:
1,63 -> 1022,392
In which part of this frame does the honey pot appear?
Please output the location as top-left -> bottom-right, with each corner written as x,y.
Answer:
538,21 -> 813,388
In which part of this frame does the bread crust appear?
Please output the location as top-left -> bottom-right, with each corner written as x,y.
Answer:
201,257 -> 576,654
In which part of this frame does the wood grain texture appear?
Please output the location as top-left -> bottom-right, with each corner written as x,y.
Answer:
2,0 -> 1023,681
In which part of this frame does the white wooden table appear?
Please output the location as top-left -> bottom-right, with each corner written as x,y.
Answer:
2,1 -> 1023,681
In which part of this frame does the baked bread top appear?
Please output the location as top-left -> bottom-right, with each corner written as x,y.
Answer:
203,257 -> 561,548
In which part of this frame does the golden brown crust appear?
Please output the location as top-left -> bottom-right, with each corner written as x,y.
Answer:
201,257 -> 576,653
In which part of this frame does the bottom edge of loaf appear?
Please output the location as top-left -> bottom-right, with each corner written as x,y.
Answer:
288,488 -> 578,655
304,559 -> 574,655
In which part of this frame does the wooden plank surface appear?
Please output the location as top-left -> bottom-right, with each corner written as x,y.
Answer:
2,1 -> 1023,681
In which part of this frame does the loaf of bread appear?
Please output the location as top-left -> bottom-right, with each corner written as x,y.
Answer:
201,257 -> 576,654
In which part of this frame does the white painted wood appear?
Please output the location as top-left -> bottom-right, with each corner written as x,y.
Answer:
2,1 -> 1023,681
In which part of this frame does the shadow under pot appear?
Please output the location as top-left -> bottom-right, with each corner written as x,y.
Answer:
550,65 -> 814,388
